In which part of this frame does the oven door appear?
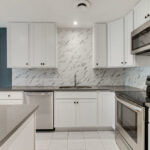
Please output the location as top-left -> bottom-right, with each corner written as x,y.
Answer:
116,96 -> 145,150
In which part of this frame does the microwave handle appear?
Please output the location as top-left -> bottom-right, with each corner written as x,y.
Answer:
116,96 -> 143,112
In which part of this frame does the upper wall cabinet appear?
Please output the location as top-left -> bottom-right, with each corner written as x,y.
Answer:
30,23 -> 57,68
124,11 -> 135,67
108,18 -> 124,67
108,13 -> 135,68
93,23 -> 107,68
7,22 -> 57,68
7,23 -> 30,68
93,11 -> 135,68
134,0 -> 150,29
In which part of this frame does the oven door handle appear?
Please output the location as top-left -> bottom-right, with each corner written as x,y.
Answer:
116,96 -> 143,112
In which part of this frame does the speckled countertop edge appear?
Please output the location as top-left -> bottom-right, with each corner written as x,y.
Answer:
0,105 -> 38,147
0,86 -> 144,92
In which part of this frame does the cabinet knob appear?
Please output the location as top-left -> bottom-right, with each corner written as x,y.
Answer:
43,63 -> 45,66
121,62 -> 124,64
77,101 -> 79,104
8,95 -> 10,97
96,63 -> 99,66
74,101 -> 76,104
26,63 -> 29,65
145,16 -> 148,19
41,63 -> 43,65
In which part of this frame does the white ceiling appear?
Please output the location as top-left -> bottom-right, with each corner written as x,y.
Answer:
0,0 -> 139,27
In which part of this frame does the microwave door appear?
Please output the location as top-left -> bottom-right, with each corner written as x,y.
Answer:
132,21 -> 150,55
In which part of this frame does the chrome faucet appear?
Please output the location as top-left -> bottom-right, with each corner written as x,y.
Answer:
74,74 -> 77,87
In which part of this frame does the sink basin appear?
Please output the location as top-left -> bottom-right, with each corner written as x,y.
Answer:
59,86 -> 92,89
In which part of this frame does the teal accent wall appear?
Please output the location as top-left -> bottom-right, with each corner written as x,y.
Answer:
0,28 -> 12,87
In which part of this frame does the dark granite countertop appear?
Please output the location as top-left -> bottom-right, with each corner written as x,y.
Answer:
0,86 -> 143,92
0,105 -> 38,147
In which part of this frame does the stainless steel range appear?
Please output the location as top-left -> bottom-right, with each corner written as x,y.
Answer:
115,93 -> 146,150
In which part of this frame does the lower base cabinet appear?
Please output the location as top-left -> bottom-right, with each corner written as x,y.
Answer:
54,92 -> 98,128
98,92 -> 115,129
76,99 -> 97,127
54,91 -> 115,129
55,100 -> 76,127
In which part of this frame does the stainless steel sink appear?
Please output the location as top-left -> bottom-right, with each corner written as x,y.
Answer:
59,86 -> 92,89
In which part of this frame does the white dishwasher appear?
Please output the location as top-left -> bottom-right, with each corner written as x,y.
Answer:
24,92 -> 54,131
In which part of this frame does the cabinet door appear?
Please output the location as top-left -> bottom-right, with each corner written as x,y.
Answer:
7,23 -> 29,68
77,99 -> 97,127
98,92 -> 115,128
45,23 -> 57,68
55,100 -> 76,127
124,11 -> 135,67
93,24 -> 107,68
134,0 -> 148,29
108,18 -> 124,67
30,23 -> 57,68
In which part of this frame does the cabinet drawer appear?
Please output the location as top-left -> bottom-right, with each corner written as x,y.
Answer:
55,92 -> 97,99
0,100 -> 23,105
0,92 -> 24,99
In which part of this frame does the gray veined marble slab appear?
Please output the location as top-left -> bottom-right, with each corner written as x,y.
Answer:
0,105 -> 38,147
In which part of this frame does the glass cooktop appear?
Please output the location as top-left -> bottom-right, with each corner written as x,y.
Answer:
116,91 -> 150,107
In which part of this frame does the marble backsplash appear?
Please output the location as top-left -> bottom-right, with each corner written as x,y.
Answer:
12,28 -> 126,86
125,67 -> 150,89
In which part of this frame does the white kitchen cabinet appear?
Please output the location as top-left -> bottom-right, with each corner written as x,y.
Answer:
55,100 -> 76,127
93,15 -> 135,68
7,22 -> 57,68
124,11 -> 135,67
77,99 -> 97,127
134,0 -> 149,29
98,92 -> 115,129
93,23 -> 107,68
0,91 -> 24,105
30,23 -> 57,68
7,23 -> 30,68
107,14 -> 135,68
0,114 -> 35,150
108,18 -> 124,67
54,92 -> 98,128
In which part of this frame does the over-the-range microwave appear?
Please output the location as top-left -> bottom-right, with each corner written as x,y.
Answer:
132,20 -> 150,55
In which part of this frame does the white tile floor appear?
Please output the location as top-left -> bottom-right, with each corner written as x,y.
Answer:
36,131 -> 120,150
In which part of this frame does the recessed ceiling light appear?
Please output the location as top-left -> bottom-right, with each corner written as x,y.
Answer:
73,21 -> 78,26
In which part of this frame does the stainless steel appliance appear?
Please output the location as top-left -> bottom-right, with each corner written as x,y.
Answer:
24,92 -> 54,131
115,94 -> 145,150
132,20 -> 150,55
